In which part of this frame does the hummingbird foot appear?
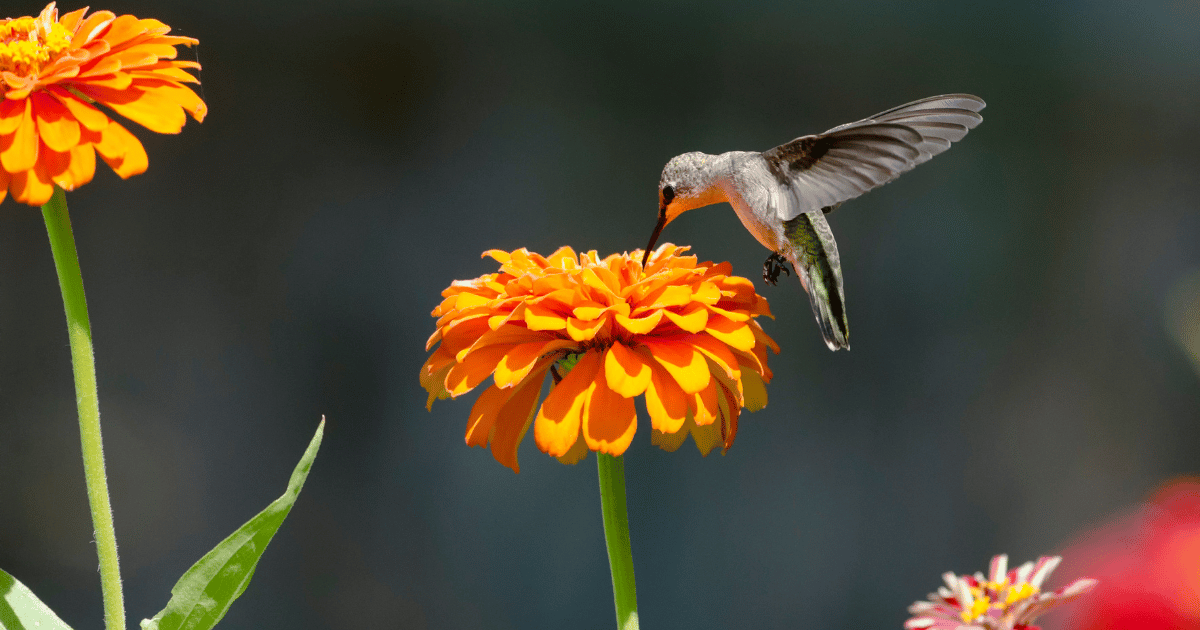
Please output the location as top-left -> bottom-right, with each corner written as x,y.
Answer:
762,252 -> 791,286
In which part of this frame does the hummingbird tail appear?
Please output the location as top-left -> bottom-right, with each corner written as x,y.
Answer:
795,262 -> 850,351
783,212 -> 850,351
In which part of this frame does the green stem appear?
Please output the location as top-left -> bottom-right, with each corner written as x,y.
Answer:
597,453 -> 639,630
42,187 -> 125,630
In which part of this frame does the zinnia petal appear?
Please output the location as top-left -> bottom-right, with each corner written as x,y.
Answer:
445,344 -> 516,397
555,433 -> 590,465
581,371 -> 637,456
650,425 -> 688,452
546,245 -> 577,267
523,303 -> 568,331
603,342 -> 652,398
435,314 -> 492,354
0,98 -> 25,134
72,12 -> 116,49
636,284 -> 693,312
565,314 -> 608,341
716,382 -> 740,450
31,92 -> 79,152
464,385 -> 510,448
571,301 -> 607,320
739,368 -> 768,412
465,361 -> 552,473
10,163 -> 54,205
689,418 -> 722,456
615,309 -> 663,335
1,99 -> 38,173
705,313 -> 756,351
580,267 -> 620,298
38,143 -> 83,191
663,302 -> 709,333
420,346 -> 456,405
691,281 -> 722,305
489,367 -> 549,472
691,380 -> 719,426
533,351 -> 601,457
93,117 -> 147,177
688,332 -> 741,382
455,323 -> 555,362
643,338 -> 710,394
48,87 -> 109,131
643,361 -> 689,434
63,142 -> 96,189
493,339 -> 576,388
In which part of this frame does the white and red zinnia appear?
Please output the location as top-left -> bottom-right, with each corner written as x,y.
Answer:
906,554 -> 1096,630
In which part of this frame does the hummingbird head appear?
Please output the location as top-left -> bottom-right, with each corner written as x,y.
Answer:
643,152 -> 724,267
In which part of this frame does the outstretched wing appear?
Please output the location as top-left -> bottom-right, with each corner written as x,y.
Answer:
762,94 -> 985,221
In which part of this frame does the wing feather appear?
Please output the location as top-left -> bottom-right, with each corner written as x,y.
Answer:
814,160 -> 873,194
762,94 -> 985,220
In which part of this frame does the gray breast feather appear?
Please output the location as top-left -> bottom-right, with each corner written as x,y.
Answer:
762,94 -> 985,221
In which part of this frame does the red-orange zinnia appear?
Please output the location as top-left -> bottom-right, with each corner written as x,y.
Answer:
0,3 -> 205,206
421,244 -> 779,472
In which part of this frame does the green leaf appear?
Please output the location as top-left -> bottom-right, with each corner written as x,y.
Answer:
140,418 -> 325,630
0,568 -> 74,630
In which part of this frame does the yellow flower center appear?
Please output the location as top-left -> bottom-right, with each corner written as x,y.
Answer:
962,579 -> 1041,623
961,596 -> 991,622
1003,581 -> 1039,605
0,15 -> 72,77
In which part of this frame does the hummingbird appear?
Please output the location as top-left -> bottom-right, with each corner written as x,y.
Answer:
642,94 -> 985,351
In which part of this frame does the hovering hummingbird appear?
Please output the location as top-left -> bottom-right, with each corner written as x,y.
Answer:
642,94 -> 985,351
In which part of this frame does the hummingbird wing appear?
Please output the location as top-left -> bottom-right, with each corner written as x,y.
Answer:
824,94 -> 985,166
762,94 -> 985,221
783,211 -> 849,350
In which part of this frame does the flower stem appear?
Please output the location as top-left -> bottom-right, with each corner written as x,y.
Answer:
597,453 -> 639,630
41,187 -> 125,630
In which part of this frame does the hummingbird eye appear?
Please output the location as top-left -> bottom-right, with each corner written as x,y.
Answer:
662,185 -> 675,205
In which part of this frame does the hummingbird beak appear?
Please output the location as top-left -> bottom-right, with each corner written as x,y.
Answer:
642,205 -> 668,268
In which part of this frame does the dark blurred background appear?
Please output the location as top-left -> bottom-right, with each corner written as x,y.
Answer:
2,1 -> 1199,628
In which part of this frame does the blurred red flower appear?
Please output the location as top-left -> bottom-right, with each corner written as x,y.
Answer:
1056,478 -> 1200,630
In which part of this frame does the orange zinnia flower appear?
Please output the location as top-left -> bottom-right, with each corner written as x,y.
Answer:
0,3 -> 205,206
421,244 -> 778,472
